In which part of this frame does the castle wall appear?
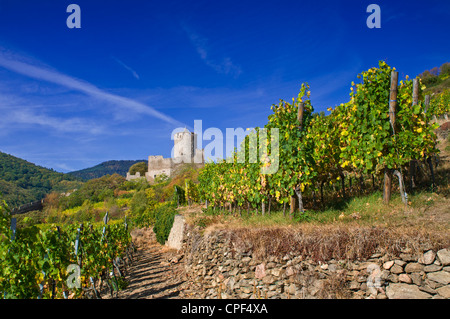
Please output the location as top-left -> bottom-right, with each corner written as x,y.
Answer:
126,172 -> 145,181
146,155 -> 173,182
133,130 -> 204,184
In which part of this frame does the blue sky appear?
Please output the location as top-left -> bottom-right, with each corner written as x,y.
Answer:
0,0 -> 448,172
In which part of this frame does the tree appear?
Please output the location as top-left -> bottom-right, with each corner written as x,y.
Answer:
129,162 -> 148,176
440,62 -> 450,77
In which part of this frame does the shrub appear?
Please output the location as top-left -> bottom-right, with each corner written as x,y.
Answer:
441,62 -> 450,77
153,204 -> 177,245
174,185 -> 185,206
43,192 -> 61,210
422,75 -> 442,87
129,162 -> 148,176
154,174 -> 169,184
58,174 -> 126,210
185,179 -> 199,205
130,190 -> 147,215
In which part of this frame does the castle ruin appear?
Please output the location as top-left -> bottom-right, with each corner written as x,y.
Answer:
126,128 -> 203,183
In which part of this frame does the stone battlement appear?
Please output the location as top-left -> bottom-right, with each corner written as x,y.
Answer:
126,172 -> 145,181
126,128 -> 203,183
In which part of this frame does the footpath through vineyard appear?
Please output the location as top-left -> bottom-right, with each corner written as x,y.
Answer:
106,227 -> 189,299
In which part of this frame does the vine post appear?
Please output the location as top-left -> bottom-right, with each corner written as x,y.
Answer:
294,101 -> 306,216
289,197 -> 295,220
409,77 -> 420,193
10,217 -> 17,241
388,70 -> 407,206
383,70 -> 398,204
296,101 -> 305,213
424,95 -> 436,191
426,94 -> 438,122
297,101 -> 304,131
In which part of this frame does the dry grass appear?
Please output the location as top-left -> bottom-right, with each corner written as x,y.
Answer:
178,192 -> 450,262
226,224 -> 449,262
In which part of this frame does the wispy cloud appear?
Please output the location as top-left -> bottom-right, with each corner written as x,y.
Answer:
7,107 -> 104,134
182,25 -> 242,78
111,56 -> 140,80
0,48 -> 184,127
53,162 -> 77,172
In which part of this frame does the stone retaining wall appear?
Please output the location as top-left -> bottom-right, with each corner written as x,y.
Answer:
180,225 -> 450,299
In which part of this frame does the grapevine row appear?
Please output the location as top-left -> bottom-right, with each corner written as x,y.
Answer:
0,201 -> 133,299
197,61 -> 449,216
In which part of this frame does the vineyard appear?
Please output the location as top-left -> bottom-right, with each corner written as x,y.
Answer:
0,61 -> 448,300
0,200 -> 133,299
196,61 -> 449,218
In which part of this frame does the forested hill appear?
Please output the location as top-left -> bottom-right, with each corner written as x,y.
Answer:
0,151 -> 83,208
68,160 -> 146,181
419,61 -> 450,94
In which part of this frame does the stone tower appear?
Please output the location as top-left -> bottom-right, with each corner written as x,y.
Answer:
127,128 -> 203,183
173,128 -> 197,163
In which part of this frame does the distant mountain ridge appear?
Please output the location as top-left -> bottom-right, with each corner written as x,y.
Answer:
68,160 -> 146,181
0,151 -> 83,208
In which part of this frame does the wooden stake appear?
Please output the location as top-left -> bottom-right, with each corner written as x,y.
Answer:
424,95 -> 430,112
412,78 -> 419,105
427,157 -> 436,192
383,168 -> 392,204
340,173 -> 346,199
291,101 -> 305,216
290,195 -> 296,220
359,175 -> 364,194
297,102 -> 304,130
295,187 -> 304,214
393,170 -> 407,204
388,71 -> 399,132
423,94 -> 436,190
320,180 -> 324,208
409,78 -> 419,192
384,70 -> 398,204
311,183 -> 316,209
424,95 -> 436,122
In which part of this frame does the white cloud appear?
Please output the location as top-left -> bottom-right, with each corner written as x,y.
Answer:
0,90 -> 102,135
52,162 -> 77,173
111,56 -> 140,80
0,48 -> 185,127
8,108 -> 104,134
182,25 -> 242,78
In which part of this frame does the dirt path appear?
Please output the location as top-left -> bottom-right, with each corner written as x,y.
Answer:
107,228 -> 187,299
